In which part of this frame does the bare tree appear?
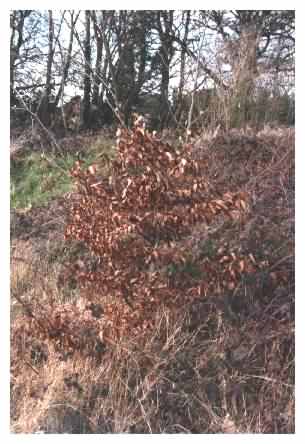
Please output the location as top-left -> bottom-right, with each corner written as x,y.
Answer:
91,11 -> 103,108
155,10 -> 175,129
175,10 -> 191,124
82,10 -> 92,128
186,29 -> 205,138
36,10 -> 55,127
202,10 -> 295,128
10,10 -> 32,103
55,11 -> 80,108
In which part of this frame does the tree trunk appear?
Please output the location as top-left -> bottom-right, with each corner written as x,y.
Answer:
82,10 -> 92,128
100,11 -> 120,110
176,10 -> 191,124
156,11 -> 174,129
230,25 -> 258,128
83,11 -> 91,128
55,11 -> 79,107
91,11 -> 103,107
10,11 -> 31,104
38,10 -> 54,127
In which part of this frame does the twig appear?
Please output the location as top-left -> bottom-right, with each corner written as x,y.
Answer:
13,89 -> 62,153
269,254 -> 294,271
24,360 -> 39,375
242,374 -> 294,389
137,399 -> 153,434
186,30 -> 206,140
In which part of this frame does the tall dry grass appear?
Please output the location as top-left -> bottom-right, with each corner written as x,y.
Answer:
11,126 -> 294,433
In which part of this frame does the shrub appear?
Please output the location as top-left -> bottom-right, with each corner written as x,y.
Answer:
63,116 -> 261,344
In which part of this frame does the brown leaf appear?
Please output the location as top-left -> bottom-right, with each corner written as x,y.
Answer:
88,164 -> 97,175
214,199 -> 228,210
228,281 -> 235,290
239,260 -> 245,272
240,199 -> 247,211
249,253 -> 256,265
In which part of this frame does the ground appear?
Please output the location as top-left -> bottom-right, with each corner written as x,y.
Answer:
10,125 -> 294,433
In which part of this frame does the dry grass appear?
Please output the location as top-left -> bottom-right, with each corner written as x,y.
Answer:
10,126 -> 294,433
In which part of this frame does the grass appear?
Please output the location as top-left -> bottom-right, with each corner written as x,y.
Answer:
10,126 -> 294,433
11,152 -> 74,209
11,133 -> 115,210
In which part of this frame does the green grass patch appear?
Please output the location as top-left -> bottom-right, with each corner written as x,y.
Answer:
11,152 -> 76,209
10,139 -> 114,210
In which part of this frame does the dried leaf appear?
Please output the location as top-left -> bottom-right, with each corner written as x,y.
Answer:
240,199 -> 247,211
239,260 -> 245,272
214,199 -> 228,210
88,164 -> 97,175
249,253 -> 256,264
220,256 -> 230,263
228,281 -> 235,290
165,152 -> 174,162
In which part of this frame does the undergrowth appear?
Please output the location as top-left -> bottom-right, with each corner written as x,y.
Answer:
10,123 -> 294,433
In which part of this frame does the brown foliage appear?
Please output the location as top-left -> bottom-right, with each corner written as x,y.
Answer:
11,125 -> 294,433
63,117 -> 262,343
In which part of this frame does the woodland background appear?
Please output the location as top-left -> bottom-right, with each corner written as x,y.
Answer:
10,10 -> 294,138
